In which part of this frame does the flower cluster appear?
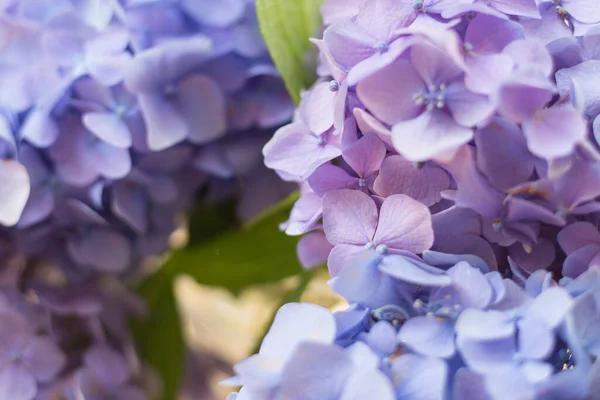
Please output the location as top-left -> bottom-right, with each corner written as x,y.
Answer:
230,0 -> 600,398
0,0 -> 292,398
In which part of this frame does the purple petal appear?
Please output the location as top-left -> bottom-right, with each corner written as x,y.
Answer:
558,222 -> 600,254
398,316 -> 456,358
340,369 -> 395,400
21,109 -> 59,148
347,37 -> 414,85
465,53 -> 514,95
357,58 -> 424,125
83,112 -> 132,148
373,194 -> 434,253
84,345 -> 130,387
522,106 -> 586,159
323,189 -> 378,246
474,117 -> 535,192
508,238 -> 556,273
354,108 -> 394,150
520,3 -> 571,45
69,229 -> 131,273
410,40 -> 463,87
489,0 -> 540,18
297,231 -> 333,270
181,0 -> 244,27
555,60 -> 600,119
392,109 -> 473,162
263,123 -> 342,179
0,159 -> 30,226
328,244 -> 367,276
445,81 -> 495,127
455,309 -> 515,340
307,164 -> 358,197
93,141 -> 132,180
441,145 -> 504,219
177,75 -> 226,145
0,363 -> 36,400
527,287 -> 573,329
323,19 -> 378,70
279,342 -> 351,400
569,289 -> 600,357
0,312 -> 30,364
503,39 -> 553,77
379,254 -> 452,286
465,14 -> 524,55
259,303 -> 336,362
457,335 -> 517,373
517,317 -> 554,360
391,354 -> 448,399
342,134 -> 386,178
563,244 -> 600,278
138,93 -> 188,151
453,369 -> 490,400
22,337 -> 65,382
562,0 -> 600,24
322,0 -> 360,25
374,155 -> 450,206
300,81 -> 336,134
331,250 -> 401,308
494,78 -> 554,123
111,180 -> 149,234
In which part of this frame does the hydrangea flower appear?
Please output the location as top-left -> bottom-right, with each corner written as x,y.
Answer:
0,0 -> 293,397
245,0 -> 600,398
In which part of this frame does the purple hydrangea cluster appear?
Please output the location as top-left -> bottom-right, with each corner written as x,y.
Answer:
229,0 -> 600,398
0,0 -> 293,398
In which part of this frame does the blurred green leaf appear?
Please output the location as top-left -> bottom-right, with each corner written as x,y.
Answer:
132,276 -> 183,400
257,0 -> 325,104
133,192 -> 302,399
168,191 -> 301,294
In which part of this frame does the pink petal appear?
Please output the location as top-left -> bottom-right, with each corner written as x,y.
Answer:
342,134 -> 386,178
373,194 -> 434,253
323,189 -> 378,246
327,243 -> 366,276
374,155 -> 450,206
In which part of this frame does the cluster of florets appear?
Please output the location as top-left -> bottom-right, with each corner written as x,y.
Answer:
0,0 -> 292,398
229,0 -> 600,398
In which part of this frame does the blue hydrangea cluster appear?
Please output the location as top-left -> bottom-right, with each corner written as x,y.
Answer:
0,0 -> 292,398
229,0 -> 600,398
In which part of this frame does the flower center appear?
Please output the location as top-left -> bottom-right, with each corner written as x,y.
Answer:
414,84 -> 447,110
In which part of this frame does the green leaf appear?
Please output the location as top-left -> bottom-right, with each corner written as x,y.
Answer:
166,192 -> 302,294
133,192 -> 302,398
257,0 -> 325,104
132,275 -> 183,400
